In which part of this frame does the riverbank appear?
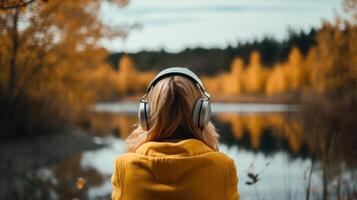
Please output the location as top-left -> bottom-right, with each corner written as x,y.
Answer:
118,92 -> 301,104
0,128 -> 107,199
0,128 -> 105,177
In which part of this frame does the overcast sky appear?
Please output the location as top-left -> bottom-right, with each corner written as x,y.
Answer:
100,0 -> 343,53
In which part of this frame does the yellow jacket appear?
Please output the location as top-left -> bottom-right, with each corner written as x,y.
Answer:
111,139 -> 239,200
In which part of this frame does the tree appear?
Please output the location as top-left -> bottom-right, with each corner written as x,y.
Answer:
117,55 -> 137,94
286,47 -> 304,90
0,0 -> 41,10
265,65 -> 288,95
308,20 -> 357,94
228,57 -> 244,95
0,0 -> 126,136
243,51 -> 268,93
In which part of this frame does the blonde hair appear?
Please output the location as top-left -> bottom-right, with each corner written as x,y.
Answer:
125,75 -> 220,152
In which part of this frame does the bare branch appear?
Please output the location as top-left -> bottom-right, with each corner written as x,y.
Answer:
0,0 -> 37,10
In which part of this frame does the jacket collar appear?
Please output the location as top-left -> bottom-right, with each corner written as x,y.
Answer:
135,139 -> 214,157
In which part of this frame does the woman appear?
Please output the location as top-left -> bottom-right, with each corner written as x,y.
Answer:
111,67 -> 239,200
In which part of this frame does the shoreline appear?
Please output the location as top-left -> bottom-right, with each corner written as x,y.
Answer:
0,128 -> 105,177
115,92 -> 301,104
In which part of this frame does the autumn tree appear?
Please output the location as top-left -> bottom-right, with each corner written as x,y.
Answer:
300,2 -> 357,199
308,20 -> 357,94
117,55 -> 138,94
243,51 -> 268,93
265,64 -> 288,95
285,47 -> 305,90
0,0 -> 126,136
228,57 -> 244,95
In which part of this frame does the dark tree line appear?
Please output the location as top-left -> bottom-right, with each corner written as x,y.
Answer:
107,28 -> 317,76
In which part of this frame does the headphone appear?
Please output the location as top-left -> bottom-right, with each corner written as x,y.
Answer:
138,67 -> 211,131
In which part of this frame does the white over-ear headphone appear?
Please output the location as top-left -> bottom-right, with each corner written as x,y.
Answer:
138,67 -> 211,131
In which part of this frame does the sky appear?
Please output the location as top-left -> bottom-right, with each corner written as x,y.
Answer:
100,0 -> 344,53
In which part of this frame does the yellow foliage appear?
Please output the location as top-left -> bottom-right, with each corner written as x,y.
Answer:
285,47 -> 304,90
83,63 -> 119,101
0,0 -> 128,134
117,55 -> 155,95
243,51 -> 268,93
308,21 -> 357,93
86,113 -> 137,138
265,65 -> 288,95
201,76 -> 222,96
117,55 -> 137,93
228,57 -> 244,95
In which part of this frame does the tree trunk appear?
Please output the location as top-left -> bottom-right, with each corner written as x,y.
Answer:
5,7 -> 20,136
8,7 -> 19,101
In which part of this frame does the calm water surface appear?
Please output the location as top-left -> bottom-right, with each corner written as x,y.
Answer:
32,103 -> 355,200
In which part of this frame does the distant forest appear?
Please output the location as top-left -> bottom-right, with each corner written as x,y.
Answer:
107,28 -> 317,76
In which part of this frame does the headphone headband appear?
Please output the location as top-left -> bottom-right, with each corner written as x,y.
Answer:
139,67 -> 211,130
146,67 -> 210,98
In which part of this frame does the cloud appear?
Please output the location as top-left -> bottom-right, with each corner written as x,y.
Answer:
139,17 -> 199,26
120,5 -> 317,17
100,0 -> 343,52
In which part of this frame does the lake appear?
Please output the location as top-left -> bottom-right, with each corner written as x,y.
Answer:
27,102 -> 355,200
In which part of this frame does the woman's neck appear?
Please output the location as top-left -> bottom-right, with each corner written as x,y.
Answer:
159,126 -> 196,142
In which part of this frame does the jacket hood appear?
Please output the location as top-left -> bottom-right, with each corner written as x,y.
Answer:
134,139 -> 215,183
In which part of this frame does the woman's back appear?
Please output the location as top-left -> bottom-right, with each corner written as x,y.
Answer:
112,68 -> 239,199
112,139 -> 239,200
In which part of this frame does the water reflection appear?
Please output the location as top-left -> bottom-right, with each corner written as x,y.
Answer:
85,111 -> 309,158
216,113 -> 309,158
79,138 -> 315,200
81,105 -> 356,200
75,109 -> 317,200
6,104 -> 355,200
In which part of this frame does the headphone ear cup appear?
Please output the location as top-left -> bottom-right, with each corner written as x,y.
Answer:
138,101 -> 150,130
192,99 -> 202,128
192,99 -> 211,129
199,99 -> 211,129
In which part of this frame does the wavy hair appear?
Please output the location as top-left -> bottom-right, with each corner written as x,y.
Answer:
125,75 -> 219,152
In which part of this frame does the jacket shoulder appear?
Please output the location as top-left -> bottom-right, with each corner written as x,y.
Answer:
207,151 -> 235,164
114,153 -> 141,165
114,151 -> 235,168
